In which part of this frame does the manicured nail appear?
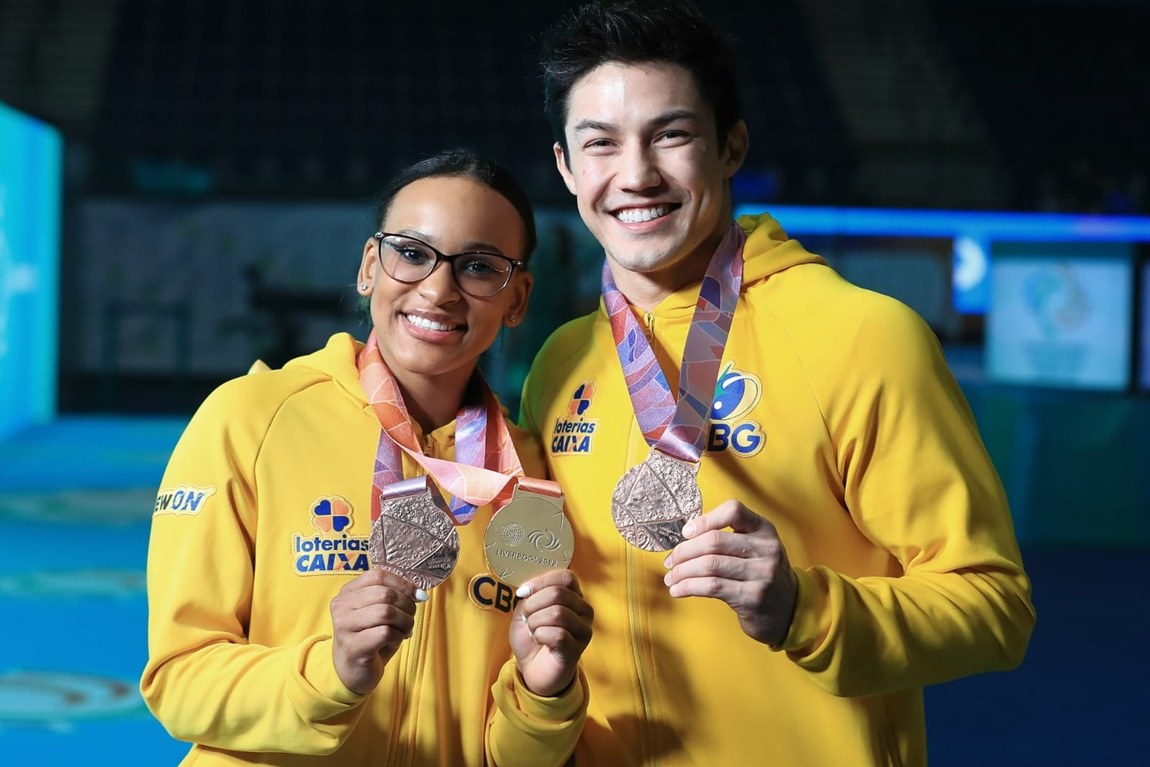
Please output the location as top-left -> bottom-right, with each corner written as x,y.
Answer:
515,584 -> 533,598
662,554 -> 672,568
682,520 -> 697,537
414,589 -> 429,602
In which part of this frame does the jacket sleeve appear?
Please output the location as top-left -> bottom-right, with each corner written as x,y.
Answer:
487,660 -> 588,766
139,380 -> 368,754
779,299 -> 1036,697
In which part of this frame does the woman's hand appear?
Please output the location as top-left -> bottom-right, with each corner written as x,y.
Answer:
510,569 -> 594,698
330,569 -> 426,695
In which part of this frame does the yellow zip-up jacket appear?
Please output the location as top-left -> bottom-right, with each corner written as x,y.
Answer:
142,333 -> 587,767
519,214 -> 1035,766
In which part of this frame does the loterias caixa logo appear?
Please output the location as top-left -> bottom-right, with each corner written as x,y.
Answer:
550,381 -> 599,455
550,363 -> 765,458
292,496 -> 371,575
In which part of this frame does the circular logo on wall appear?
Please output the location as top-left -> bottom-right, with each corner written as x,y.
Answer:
0,670 -> 146,728
1023,263 -> 1091,338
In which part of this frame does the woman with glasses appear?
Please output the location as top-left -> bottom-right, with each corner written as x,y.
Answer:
141,148 -> 593,766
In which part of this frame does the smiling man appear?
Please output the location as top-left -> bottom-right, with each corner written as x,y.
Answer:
518,2 -> 1036,765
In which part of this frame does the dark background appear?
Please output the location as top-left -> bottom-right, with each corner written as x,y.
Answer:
1,0 -> 1147,763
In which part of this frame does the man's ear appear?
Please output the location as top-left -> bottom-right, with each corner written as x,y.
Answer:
554,142 -> 578,195
722,120 -> 749,179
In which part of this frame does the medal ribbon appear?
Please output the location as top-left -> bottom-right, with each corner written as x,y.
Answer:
603,223 -> 745,463
358,333 -> 523,524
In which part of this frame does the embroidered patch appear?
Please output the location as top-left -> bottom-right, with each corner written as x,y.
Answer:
706,362 -> 766,457
292,496 -> 370,576
153,485 -> 216,516
311,496 -> 354,534
550,381 -> 598,455
467,573 -> 521,613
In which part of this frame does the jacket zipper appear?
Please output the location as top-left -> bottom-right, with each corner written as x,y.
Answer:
626,409 -> 659,765
628,310 -> 659,763
386,560 -> 427,766
388,432 -> 435,765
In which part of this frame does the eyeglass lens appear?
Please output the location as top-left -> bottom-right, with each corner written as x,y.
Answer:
379,235 -> 514,297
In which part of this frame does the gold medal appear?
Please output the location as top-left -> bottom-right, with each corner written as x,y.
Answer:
484,479 -> 573,588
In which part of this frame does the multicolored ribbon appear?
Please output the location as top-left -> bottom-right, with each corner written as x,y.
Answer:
358,334 -> 522,524
603,223 -> 745,463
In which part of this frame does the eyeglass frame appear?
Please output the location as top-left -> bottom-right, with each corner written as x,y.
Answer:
372,231 -> 526,297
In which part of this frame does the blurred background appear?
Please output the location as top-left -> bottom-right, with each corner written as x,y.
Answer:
1,0 -> 1147,763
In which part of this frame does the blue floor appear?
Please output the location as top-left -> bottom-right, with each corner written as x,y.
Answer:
0,417 -> 1144,765
0,417 -> 189,765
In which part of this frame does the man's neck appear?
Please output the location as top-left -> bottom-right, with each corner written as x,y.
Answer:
609,269 -> 681,312
607,236 -> 725,312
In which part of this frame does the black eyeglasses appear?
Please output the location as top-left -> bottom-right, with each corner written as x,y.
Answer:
373,232 -> 524,298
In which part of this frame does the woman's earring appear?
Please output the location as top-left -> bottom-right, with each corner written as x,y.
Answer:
507,314 -> 518,326
360,283 -> 369,292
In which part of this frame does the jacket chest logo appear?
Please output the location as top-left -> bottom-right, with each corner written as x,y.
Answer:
292,495 -> 370,575
549,381 -> 599,455
706,363 -> 765,457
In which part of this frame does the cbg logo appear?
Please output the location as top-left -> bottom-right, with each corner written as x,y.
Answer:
468,574 -> 522,613
707,363 -> 765,457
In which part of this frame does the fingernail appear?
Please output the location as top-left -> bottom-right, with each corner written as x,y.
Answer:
663,572 -> 672,586
515,584 -> 533,598
415,588 -> 429,602
662,554 -> 672,568
682,520 -> 697,537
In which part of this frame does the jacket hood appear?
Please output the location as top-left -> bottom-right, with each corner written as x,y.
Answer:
284,332 -> 368,405
736,212 -> 826,285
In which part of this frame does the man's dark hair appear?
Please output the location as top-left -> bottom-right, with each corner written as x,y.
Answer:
541,0 -> 741,159
375,148 -> 537,263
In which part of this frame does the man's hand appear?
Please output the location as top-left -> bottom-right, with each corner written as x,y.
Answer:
663,500 -> 798,647
330,568 -> 426,695
510,569 -> 594,697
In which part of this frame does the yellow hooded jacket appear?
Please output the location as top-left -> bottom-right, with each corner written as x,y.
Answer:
519,214 -> 1035,766
142,333 -> 587,766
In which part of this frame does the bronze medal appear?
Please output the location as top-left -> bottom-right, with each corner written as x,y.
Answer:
484,482 -> 573,588
369,479 -> 459,590
611,449 -> 702,552
602,225 -> 745,554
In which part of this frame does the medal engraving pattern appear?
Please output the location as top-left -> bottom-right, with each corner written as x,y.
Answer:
610,450 -> 702,551
369,487 -> 460,590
